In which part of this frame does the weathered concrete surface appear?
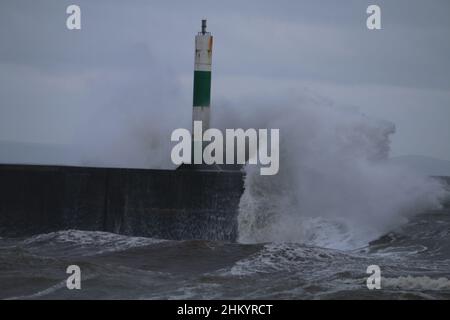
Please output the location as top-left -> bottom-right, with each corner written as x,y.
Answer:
0,164 -> 244,241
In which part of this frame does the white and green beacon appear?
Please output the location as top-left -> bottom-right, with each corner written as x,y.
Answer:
191,19 -> 213,163
173,19 -> 279,175
192,19 -> 213,132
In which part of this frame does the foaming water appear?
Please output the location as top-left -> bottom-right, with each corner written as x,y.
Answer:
19,230 -> 167,257
236,96 -> 449,249
1,91 -> 450,299
383,276 -> 450,291
1,211 -> 450,300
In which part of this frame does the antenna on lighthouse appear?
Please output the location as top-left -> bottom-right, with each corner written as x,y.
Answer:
201,19 -> 207,35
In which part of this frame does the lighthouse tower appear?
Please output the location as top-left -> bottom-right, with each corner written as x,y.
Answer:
193,19 -> 213,130
191,20 -> 213,164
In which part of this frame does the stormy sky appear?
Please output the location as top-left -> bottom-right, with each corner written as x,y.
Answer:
1,0 -> 449,167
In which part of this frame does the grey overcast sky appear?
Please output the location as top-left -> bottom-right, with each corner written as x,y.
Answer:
1,0 -> 450,166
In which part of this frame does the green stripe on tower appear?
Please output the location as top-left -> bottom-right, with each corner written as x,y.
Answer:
193,71 -> 211,107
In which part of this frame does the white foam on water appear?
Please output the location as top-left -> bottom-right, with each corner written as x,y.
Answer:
22,230 -> 167,255
229,242 -> 358,276
233,92 -> 449,250
384,276 -> 450,291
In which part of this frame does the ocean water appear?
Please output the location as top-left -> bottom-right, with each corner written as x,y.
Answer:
2,94 -> 450,300
0,206 -> 450,300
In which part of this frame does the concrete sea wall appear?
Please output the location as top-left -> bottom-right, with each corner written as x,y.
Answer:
0,165 -> 244,241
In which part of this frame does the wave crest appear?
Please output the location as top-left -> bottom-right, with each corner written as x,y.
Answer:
237,93 -> 449,249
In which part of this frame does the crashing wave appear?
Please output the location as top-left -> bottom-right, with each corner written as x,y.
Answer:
236,92 -> 449,249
